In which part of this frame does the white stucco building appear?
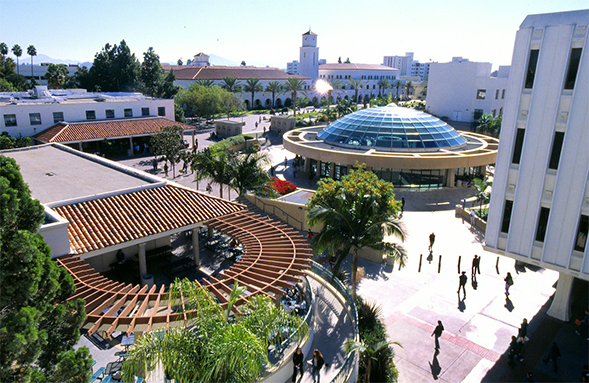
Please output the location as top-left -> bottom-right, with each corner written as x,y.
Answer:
13,63 -> 80,86
286,60 -> 299,75
484,9 -> 589,321
426,59 -> 510,122
383,52 -> 431,81
299,30 -> 320,83
0,86 -> 174,137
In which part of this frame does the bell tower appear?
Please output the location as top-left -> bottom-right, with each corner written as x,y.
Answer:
299,30 -> 319,83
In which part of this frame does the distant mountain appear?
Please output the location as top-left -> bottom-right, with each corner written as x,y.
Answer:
33,54 -> 92,68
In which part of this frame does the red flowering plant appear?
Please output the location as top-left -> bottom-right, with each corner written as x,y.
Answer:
269,177 -> 297,195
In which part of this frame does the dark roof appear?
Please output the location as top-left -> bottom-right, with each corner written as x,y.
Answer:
303,30 -> 317,36
34,117 -> 194,143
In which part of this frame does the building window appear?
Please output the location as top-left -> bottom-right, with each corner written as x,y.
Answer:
574,214 -> 588,252
535,207 -> 550,242
476,89 -> 486,99
548,132 -> 564,170
106,109 -> 115,119
501,89 -> 506,99
29,113 -> 42,125
124,108 -> 133,117
564,48 -> 582,90
524,49 -> 539,89
512,128 -> 525,164
501,200 -> 513,233
3,114 -> 17,127
495,89 -> 500,99
53,112 -> 64,123
319,161 -> 331,178
142,107 -> 150,116
86,110 -> 96,120
473,109 -> 484,120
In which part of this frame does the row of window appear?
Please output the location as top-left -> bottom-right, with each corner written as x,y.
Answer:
525,47 -> 582,90
511,128 -> 564,171
476,88 -> 506,100
501,200 -> 588,252
319,74 -> 397,81
3,107 -> 166,127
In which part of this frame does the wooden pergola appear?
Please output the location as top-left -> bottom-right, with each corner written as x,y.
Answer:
56,211 -> 312,337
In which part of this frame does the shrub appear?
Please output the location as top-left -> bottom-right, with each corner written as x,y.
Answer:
267,177 -> 297,195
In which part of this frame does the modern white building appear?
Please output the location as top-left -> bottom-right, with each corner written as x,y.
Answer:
383,52 -> 432,81
426,60 -> 510,122
14,63 -> 80,86
484,9 -> 589,321
0,87 -> 174,137
286,60 -> 299,75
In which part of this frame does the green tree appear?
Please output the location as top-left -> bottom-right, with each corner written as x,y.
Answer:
159,69 -> 179,99
327,78 -> 342,104
377,78 -> 389,98
347,78 -> 367,105
0,156 -> 91,382
393,80 -> 402,99
123,280 -> 304,383
307,166 -> 407,299
345,339 -> 400,383
88,40 -> 141,92
220,76 -> 242,93
45,63 -> 69,89
11,44 -> 22,74
220,91 -> 244,119
282,77 -> 307,119
228,148 -> 272,203
141,47 -> 164,97
150,126 -> 185,178
475,113 -> 502,137
0,42 -> 8,56
175,83 -> 227,119
335,98 -> 355,118
27,45 -> 36,79
473,177 -> 492,214
405,81 -> 413,100
243,78 -> 263,110
265,80 -> 282,108
65,65 -> 91,89
194,79 -> 214,87
192,147 -> 232,199
177,58 -> 183,65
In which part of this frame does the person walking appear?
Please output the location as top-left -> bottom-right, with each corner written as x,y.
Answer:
508,335 -> 521,366
284,157 -> 288,168
504,272 -> 514,296
429,232 -> 436,251
458,271 -> 467,297
310,349 -> 325,383
292,346 -> 304,382
163,162 -> 169,178
307,229 -> 314,239
431,320 -> 444,349
517,318 -> 529,361
470,209 -> 476,226
575,309 -> 589,339
472,254 -> 481,275
543,342 -> 561,372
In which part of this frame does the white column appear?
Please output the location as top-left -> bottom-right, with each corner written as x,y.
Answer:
192,228 -> 200,267
138,243 -> 147,279
447,169 -> 455,188
304,158 -> 311,173
129,137 -> 134,153
546,272 -> 574,321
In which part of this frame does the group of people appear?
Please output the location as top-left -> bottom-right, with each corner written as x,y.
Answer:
292,347 -> 326,383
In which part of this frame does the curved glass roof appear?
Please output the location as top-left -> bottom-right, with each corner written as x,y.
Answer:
317,104 -> 467,151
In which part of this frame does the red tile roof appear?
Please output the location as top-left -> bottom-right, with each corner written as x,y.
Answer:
163,65 -> 310,81
53,184 -> 246,254
34,117 -> 195,143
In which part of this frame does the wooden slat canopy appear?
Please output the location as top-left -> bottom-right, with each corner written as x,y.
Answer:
56,211 -> 312,337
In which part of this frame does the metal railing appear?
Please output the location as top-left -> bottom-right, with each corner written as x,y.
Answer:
310,261 -> 359,383
253,197 -> 304,230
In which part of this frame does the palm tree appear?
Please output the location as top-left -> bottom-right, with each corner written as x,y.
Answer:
265,80 -> 282,109
243,78 -> 263,110
405,81 -> 413,100
327,79 -> 342,104
228,148 -> 272,203
377,78 -> 390,98
11,44 -> 22,74
335,98 -> 355,118
192,148 -> 232,199
282,77 -> 307,119
0,42 -> 8,56
473,177 -> 492,214
307,167 -> 407,299
393,80 -> 402,100
220,76 -> 242,93
27,45 -> 36,79
347,78 -> 367,106
345,339 -> 401,383
194,79 -> 214,87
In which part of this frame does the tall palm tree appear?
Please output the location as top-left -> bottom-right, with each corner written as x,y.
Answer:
11,44 -> 22,74
243,78 -> 263,110
327,79 -> 342,104
27,45 -> 36,79
265,80 -> 282,109
0,42 -> 8,56
345,339 -> 401,383
473,177 -> 492,214
405,81 -> 413,100
192,148 -> 232,199
282,77 -> 307,119
220,76 -> 242,93
393,80 -> 402,100
377,78 -> 390,98
229,148 -> 272,203
307,167 -> 407,299
347,78 -> 367,106
194,79 -> 214,87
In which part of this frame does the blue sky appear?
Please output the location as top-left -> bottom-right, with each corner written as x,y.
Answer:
1,0 -> 587,69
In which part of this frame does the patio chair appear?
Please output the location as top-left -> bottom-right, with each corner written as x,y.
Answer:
102,376 -> 112,383
89,367 -> 105,383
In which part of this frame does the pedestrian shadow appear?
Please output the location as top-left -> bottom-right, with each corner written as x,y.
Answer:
458,296 -> 466,312
505,297 -> 515,312
429,349 -> 441,380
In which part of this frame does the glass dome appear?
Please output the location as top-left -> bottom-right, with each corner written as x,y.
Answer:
317,104 -> 467,151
